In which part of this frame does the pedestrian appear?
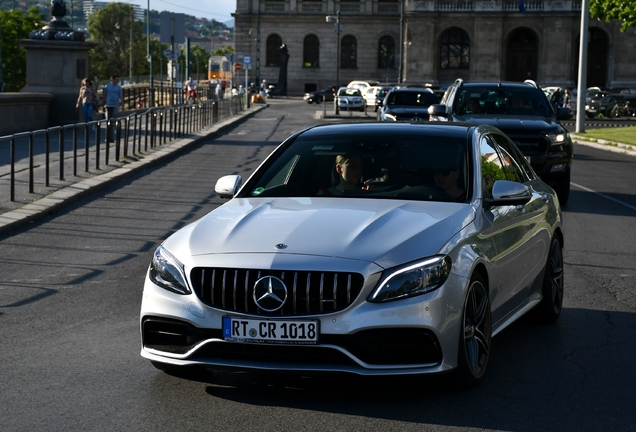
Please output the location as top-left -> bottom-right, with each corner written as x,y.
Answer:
563,89 -> 572,108
75,78 -> 98,127
185,76 -> 197,102
103,75 -> 123,140
550,88 -> 563,112
260,79 -> 267,98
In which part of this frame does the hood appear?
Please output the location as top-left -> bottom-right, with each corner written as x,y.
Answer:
165,198 -> 475,269
456,115 -> 556,132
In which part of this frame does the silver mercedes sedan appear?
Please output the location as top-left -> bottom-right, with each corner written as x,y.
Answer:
140,122 -> 564,388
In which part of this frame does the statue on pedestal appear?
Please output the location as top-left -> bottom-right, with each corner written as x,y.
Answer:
30,0 -> 85,41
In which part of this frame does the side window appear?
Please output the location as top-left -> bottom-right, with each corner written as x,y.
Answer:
480,136 -> 507,199
491,134 -> 526,183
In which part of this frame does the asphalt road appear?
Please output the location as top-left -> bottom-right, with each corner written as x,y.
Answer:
1,99 -> 635,432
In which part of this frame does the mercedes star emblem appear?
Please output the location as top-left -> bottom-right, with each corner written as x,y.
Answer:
253,276 -> 288,312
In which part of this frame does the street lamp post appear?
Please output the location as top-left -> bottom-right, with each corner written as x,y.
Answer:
326,11 -> 341,115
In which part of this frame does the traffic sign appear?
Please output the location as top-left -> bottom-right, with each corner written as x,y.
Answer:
163,47 -> 181,61
235,63 -> 242,71
243,55 -> 252,65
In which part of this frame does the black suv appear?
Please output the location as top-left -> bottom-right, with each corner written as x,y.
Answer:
428,79 -> 573,204
378,87 -> 439,122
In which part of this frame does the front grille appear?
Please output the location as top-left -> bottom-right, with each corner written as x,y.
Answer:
505,131 -> 549,154
196,342 -> 358,367
190,268 -> 365,316
191,329 -> 442,367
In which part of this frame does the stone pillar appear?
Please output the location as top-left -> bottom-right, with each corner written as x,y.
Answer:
18,39 -> 96,126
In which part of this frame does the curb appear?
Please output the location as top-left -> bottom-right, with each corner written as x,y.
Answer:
570,133 -> 636,157
0,104 -> 268,235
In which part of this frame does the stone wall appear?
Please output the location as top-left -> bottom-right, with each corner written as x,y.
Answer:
0,93 -> 54,136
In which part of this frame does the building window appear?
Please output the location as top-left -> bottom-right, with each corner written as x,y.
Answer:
266,34 -> 283,67
440,28 -> 470,69
303,35 -> 320,68
341,35 -> 357,69
378,35 -> 396,69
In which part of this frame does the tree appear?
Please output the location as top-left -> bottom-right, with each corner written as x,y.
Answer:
87,3 -> 148,81
590,0 -> 636,32
213,46 -> 234,57
0,7 -> 45,92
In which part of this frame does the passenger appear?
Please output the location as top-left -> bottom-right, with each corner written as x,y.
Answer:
328,152 -> 364,195
433,168 -> 464,200
510,96 -> 534,115
466,98 -> 481,114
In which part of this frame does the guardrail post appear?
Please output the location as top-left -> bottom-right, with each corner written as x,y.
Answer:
95,121 -> 101,170
84,124 -> 90,172
29,132 -> 34,193
59,127 -> 65,180
10,136 -> 15,201
72,125 -> 78,177
115,120 -> 121,161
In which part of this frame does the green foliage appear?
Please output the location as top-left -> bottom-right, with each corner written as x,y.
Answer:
0,7 -> 45,91
213,46 -> 234,56
590,0 -> 636,32
87,3 -> 148,80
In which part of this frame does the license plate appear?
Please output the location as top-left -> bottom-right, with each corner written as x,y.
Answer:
222,317 -> 319,345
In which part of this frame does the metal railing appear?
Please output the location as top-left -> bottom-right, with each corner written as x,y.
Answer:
0,95 -> 248,203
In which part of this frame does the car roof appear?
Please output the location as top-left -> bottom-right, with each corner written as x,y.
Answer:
300,121 -> 476,140
388,87 -> 435,93
458,81 -> 542,90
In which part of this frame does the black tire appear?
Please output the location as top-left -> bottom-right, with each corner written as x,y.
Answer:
534,237 -> 564,324
552,170 -> 571,205
315,96 -> 322,104
453,273 -> 492,389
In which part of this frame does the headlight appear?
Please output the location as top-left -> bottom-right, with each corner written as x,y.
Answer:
148,246 -> 191,295
547,131 -> 569,146
383,112 -> 397,121
368,256 -> 452,302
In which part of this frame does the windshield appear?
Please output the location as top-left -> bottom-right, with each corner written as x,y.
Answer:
241,130 -> 469,203
339,88 -> 362,97
455,86 -> 553,116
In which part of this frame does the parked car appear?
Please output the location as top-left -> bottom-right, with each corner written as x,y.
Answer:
140,122 -> 564,388
347,80 -> 380,91
336,87 -> 366,111
428,79 -> 573,204
363,85 -> 393,111
585,94 -> 636,118
304,86 -> 336,104
374,86 -> 394,111
378,87 -> 439,121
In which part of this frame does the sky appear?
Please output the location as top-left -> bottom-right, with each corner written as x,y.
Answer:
103,0 -> 236,24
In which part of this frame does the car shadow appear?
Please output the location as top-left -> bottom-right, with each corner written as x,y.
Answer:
195,307 -> 636,431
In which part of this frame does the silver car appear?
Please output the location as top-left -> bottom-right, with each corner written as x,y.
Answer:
336,87 -> 366,111
140,122 -> 564,388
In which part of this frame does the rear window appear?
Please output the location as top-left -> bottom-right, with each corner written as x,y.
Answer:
386,91 -> 438,107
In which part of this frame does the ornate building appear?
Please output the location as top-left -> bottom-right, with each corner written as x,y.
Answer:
233,0 -> 636,94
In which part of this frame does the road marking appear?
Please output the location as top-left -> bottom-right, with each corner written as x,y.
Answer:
571,182 -> 636,212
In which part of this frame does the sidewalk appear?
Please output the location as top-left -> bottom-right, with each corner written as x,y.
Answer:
0,104 -> 268,235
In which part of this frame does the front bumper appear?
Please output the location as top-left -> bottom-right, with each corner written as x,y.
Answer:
140,269 -> 468,376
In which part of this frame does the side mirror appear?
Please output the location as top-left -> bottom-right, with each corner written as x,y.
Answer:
485,180 -> 532,207
428,104 -> 448,118
215,175 -> 242,199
